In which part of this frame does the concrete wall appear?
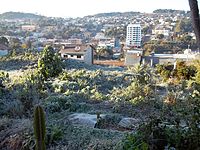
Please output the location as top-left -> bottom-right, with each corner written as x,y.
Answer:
142,53 -> 200,66
142,56 -> 159,66
84,47 -> 93,65
125,53 -> 142,66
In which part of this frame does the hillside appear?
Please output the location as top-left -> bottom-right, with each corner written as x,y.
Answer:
153,9 -> 187,14
0,11 -> 44,20
86,11 -> 140,18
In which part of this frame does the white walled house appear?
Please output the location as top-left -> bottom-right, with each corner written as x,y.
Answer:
60,44 -> 93,65
152,29 -> 170,37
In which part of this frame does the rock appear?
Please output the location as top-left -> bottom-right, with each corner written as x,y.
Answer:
68,113 -> 105,128
118,118 -> 140,129
180,120 -> 187,128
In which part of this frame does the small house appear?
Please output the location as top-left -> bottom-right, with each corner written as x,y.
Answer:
60,44 -> 93,65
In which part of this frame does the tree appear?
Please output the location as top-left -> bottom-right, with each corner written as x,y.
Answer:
175,19 -> 193,34
188,0 -> 200,48
38,46 -> 63,80
157,34 -> 164,39
142,26 -> 150,35
95,46 -> 106,60
10,38 -> 22,50
180,35 -> 193,46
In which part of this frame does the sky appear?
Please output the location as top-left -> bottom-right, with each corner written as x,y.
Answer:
0,0 -> 197,18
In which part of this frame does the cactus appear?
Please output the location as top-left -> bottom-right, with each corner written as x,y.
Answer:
33,105 -> 46,150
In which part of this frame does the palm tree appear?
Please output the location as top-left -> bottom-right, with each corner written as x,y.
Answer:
188,0 -> 200,48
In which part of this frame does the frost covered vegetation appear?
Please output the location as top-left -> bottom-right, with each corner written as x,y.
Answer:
0,48 -> 200,150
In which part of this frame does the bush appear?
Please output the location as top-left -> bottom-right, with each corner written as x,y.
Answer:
116,133 -> 148,150
111,65 -> 155,105
12,71 -> 46,115
135,85 -> 200,150
38,46 -> 63,80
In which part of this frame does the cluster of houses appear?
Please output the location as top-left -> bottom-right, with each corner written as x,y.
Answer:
1,10 -> 199,66
125,48 -> 200,66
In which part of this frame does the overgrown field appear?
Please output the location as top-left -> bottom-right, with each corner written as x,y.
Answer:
0,52 -> 200,150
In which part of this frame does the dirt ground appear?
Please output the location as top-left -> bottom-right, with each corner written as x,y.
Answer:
94,60 -> 125,67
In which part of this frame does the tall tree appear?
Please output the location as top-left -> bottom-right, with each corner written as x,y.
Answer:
38,46 -> 63,80
188,0 -> 200,48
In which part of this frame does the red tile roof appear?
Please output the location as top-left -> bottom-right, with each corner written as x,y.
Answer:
60,45 -> 89,55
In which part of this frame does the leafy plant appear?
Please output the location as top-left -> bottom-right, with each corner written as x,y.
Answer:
116,133 -> 148,150
38,46 -> 63,80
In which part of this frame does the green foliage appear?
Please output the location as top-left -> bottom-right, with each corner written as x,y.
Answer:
0,71 -> 9,85
0,71 -> 9,96
156,61 -> 197,82
105,26 -> 126,38
174,61 -> 197,80
136,83 -> 200,150
1,52 -> 200,149
44,96 -> 74,113
0,98 -> 24,116
194,60 -> 200,84
175,19 -> 193,33
0,12 -> 42,20
116,133 -> 148,150
13,71 -> 46,114
46,125 -> 64,145
34,105 -> 46,150
111,65 -> 155,105
38,46 -> 63,80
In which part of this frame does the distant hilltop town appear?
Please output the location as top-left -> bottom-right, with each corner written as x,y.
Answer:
0,9 -> 199,66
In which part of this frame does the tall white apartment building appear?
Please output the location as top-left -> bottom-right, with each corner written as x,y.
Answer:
126,24 -> 142,47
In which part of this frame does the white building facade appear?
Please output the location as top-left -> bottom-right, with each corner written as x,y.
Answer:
126,24 -> 142,47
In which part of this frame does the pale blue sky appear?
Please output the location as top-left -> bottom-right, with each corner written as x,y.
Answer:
0,0 -> 196,18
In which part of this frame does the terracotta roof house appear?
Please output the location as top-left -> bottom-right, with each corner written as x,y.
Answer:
60,44 -> 93,65
0,44 -> 9,56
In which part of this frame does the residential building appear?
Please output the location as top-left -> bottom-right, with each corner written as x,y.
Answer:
60,44 -> 93,65
21,25 -> 37,32
126,24 -> 142,47
142,50 -> 200,66
152,27 -> 170,37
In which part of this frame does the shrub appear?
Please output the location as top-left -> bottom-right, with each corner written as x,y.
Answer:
46,125 -> 64,145
156,61 -> 197,82
111,65 -> 155,105
136,85 -> 200,150
44,96 -> 72,113
38,46 -> 63,80
12,71 -> 46,115
116,133 -> 148,150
